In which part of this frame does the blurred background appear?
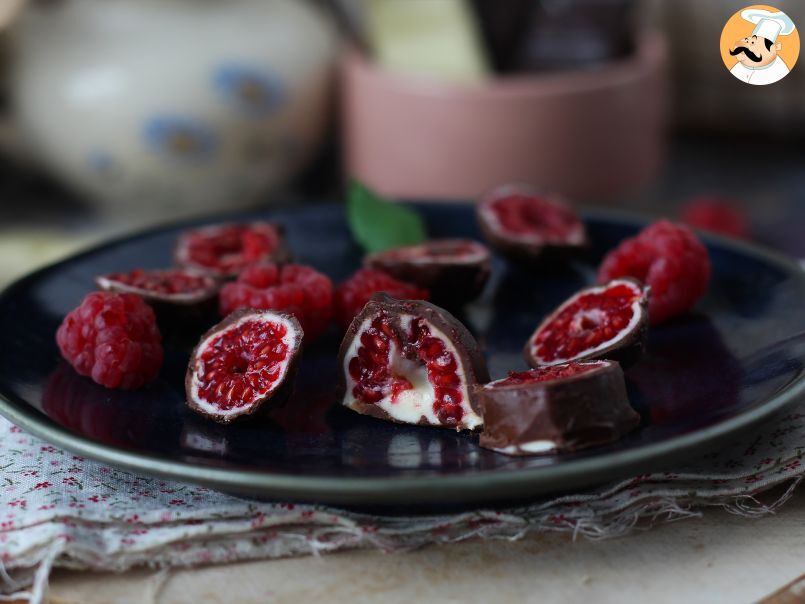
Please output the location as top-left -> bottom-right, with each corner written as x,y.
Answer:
0,0 -> 803,286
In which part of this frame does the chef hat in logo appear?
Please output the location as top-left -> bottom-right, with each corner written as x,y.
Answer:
741,8 -> 796,42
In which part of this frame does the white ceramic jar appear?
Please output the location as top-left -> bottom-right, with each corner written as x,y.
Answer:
8,0 -> 337,216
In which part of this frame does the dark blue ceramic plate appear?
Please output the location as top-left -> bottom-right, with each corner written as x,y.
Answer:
1,202 -> 804,506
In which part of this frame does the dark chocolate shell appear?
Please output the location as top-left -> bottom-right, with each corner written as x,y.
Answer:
477,360 -> 640,455
363,239 -> 491,305
96,269 -> 220,337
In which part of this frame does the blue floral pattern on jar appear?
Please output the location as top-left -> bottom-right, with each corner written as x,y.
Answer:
143,115 -> 217,161
212,64 -> 285,117
87,149 -> 119,178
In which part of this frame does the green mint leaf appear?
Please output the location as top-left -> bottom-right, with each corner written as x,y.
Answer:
347,181 -> 427,252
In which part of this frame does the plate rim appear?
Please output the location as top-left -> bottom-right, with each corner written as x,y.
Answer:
1,203 -> 804,504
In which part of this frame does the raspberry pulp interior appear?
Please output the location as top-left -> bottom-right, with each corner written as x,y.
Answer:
181,224 -> 281,273
493,362 -> 605,387
488,194 -> 580,242
533,282 -> 642,363
194,318 -> 290,411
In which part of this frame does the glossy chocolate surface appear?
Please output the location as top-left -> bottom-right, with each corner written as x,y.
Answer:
364,240 -> 491,305
478,361 -> 639,454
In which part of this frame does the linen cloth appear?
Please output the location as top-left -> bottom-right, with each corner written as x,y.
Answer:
2,405 -> 805,604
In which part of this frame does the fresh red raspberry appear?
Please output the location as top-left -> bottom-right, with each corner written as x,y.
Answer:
334,269 -> 429,330
56,292 -> 163,389
219,264 -> 333,339
680,196 -> 749,239
597,220 -> 711,325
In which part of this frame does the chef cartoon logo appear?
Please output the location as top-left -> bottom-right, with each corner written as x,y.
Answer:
720,5 -> 799,85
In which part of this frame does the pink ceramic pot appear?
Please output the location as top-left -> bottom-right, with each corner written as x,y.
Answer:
340,32 -> 668,202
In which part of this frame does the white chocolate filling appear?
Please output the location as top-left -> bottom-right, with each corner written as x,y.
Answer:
493,440 -> 558,456
405,246 -> 488,265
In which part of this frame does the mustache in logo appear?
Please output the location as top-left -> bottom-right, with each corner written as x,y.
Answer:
730,45 -> 763,62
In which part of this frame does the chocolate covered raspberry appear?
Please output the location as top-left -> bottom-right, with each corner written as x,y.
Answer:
364,239 -> 491,305
185,309 -> 303,423
478,183 -> 587,263
175,222 -> 291,279
478,360 -> 639,455
338,293 -> 489,431
525,278 -> 649,368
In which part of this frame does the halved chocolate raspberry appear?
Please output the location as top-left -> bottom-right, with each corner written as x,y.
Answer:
338,293 -> 489,431
477,360 -> 639,455
477,183 -> 586,263
96,268 -> 220,331
525,278 -> 649,368
185,308 -> 302,423
363,239 -> 491,305
175,222 -> 291,279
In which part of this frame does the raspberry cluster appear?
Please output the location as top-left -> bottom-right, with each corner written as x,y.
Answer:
334,269 -> 429,330
219,264 -> 334,340
597,220 -> 711,325
56,292 -> 163,389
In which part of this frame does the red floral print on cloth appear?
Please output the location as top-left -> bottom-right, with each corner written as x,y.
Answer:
2,408 -> 805,603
